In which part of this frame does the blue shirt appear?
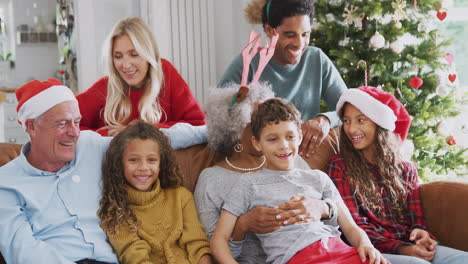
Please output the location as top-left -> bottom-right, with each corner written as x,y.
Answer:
218,46 -> 347,127
0,131 -> 118,264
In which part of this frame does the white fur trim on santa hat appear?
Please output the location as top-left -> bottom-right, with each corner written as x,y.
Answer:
337,89 -> 397,131
17,85 -> 77,129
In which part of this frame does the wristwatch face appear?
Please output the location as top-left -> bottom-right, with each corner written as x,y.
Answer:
321,200 -> 333,221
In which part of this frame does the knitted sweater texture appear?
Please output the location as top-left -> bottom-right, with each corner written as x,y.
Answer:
107,181 -> 211,264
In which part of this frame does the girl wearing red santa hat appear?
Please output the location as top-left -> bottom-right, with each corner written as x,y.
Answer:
76,17 -> 205,136
327,86 -> 468,264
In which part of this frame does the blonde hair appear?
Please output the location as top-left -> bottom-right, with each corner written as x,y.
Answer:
102,17 -> 165,133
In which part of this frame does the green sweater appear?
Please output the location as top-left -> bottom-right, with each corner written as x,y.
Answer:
107,180 -> 211,264
218,46 -> 347,127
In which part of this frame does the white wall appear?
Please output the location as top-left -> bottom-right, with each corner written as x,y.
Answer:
0,0 -> 10,57
213,0 -> 258,81
74,0 -> 263,103
143,0 -> 260,103
10,0 -> 58,85
74,0 -> 139,92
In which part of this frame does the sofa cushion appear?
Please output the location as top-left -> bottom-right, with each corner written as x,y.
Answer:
174,143 -> 222,192
420,181 -> 468,251
0,143 -> 22,167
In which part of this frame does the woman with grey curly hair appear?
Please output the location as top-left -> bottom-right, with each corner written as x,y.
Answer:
205,82 -> 274,157
195,82 -> 276,263
194,30 -> 331,263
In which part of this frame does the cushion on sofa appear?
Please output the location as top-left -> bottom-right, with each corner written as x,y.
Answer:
0,143 -> 22,167
420,181 -> 468,252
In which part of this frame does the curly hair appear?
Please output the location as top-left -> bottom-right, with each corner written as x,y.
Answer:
244,0 -> 314,27
338,104 -> 410,221
98,121 -> 183,235
102,17 -> 165,133
205,82 -> 274,156
251,98 -> 302,140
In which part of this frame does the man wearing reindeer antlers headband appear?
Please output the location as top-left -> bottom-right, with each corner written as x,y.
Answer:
219,0 -> 347,159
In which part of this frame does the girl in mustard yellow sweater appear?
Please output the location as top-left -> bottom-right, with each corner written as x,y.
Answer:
98,121 -> 212,264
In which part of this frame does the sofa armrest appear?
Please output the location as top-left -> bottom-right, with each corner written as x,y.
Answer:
0,143 -> 22,264
0,143 -> 22,167
420,181 -> 468,251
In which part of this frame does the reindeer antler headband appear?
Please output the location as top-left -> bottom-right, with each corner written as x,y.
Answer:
230,30 -> 278,110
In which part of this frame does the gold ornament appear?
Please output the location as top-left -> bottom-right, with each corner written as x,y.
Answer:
343,5 -> 364,30
391,0 -> 407,25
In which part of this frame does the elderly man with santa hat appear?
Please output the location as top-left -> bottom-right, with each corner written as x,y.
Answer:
0,79 -> 118,264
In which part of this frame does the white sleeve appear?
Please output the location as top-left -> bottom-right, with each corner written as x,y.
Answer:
160,123 -> 207,149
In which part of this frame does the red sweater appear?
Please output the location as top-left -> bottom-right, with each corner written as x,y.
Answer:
76,59 -> 205,136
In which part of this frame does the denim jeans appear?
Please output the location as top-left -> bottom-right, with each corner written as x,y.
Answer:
383,245 -> 468,264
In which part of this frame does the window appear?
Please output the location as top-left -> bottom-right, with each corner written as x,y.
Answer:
441,0 -> 468,88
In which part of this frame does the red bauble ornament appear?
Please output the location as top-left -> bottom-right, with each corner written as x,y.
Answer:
448,74 -> 457,83
446,136 -> 457,145
409,76 -> 423,89
437,11 -> 447,21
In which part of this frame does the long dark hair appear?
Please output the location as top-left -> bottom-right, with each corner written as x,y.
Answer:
339,103 -> 409,221
98,121 -> 183,234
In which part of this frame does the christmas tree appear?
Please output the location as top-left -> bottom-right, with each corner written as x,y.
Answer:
310,0 -> 467,181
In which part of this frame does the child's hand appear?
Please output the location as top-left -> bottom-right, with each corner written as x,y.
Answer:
398,244 -> 435,262
276,195 -> 328,223
358,245 -> 389,264
409,228 -> 437,251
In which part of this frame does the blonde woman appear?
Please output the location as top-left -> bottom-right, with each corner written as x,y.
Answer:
77,17 -> 205,136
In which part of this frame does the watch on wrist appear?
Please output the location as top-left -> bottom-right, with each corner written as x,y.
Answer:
321,199 -> 334,221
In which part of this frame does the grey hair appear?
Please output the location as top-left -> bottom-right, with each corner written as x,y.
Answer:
205,82 -> 275,156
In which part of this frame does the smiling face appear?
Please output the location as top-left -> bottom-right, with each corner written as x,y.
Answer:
112,34 -> 149,89
27,101 -> 81,172
252,120 -> 302,171
342,104 -> 378,160
123,138 -> 160,192
265,15 -> 311,66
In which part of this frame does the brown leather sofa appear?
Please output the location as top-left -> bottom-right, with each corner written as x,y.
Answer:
0,133 -> 467,263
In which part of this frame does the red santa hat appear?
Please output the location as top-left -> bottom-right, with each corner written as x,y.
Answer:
16,78 -> 77,129
336,86 -> 411,141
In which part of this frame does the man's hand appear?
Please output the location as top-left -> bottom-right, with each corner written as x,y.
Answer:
276,195 -> 329,223
398,244 -> 436,262
300,116 -> 331,157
